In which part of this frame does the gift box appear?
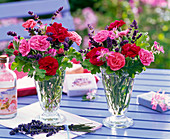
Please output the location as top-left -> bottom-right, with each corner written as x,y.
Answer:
137,91 -> 170,113
63,73 -> 97,97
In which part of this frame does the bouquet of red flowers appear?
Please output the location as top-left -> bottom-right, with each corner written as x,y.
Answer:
80,20 -> 164,78
5,7 -> 82,81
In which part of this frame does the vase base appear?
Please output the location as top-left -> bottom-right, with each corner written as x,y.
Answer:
36,111 -> 65,125
103,115 -> 133,128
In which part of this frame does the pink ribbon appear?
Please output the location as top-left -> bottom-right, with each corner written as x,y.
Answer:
151,89 -> 169,111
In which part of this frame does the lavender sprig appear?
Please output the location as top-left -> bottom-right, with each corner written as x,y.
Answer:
9,120 -> 95,137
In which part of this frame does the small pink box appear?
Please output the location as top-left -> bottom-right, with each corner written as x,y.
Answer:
63,73 -> 97,97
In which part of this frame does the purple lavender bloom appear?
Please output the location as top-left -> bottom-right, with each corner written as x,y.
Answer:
58,7 -> 63,12
107,37 -> 112,48
105,25 -> 109,30
133,30 -> 139,36
137,33 -> 142,39
112,39 -> 118,46
46,37 -> 53,42
7,31 -> 12,36
115,47 -> 119,52
34,14 -> 39,20
27,55 -> 36,59
46,32 -> 53,36
132,20 -> 137,26
36,54 -> 42,60
7,31 -> 17,36
28,11 -> 33,15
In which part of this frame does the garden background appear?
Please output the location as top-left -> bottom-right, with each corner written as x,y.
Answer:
0,0 -> 170,69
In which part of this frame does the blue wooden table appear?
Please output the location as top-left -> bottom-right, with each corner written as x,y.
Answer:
0,68 -> 170,139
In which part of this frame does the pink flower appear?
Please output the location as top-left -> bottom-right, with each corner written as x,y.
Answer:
139,49 -> 154,66
19,39 -> 30,56
93,30 -> 109,43
118,29 -> 129,37
108,31 -> 118,39
107,52 -> 125,71
22,19 -> 37,29
68,31 -> 82,46
28,35 -> 50,51
48,49 -> 57,56
153,41 -> 164,53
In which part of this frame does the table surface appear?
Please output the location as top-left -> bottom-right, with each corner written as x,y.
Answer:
0,68 -> 170,139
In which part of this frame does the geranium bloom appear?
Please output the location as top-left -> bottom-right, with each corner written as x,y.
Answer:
48,49 -> 57,56
28,35 -> 50,51
68,31 -> 82,46
139,49 -> 154,66
108,31 -> 118,39
107,52 -> 125,71
93,30 -> 109,43
19,39 -> 30,56
96,48 -> 109,61
118,29 -> 129,37
86,47 -> 106,66
46,22 -> 69,42
22,19 -> 37,29
38,56 -> 59,76
121,43 -> 141,58
153,41 -> 164,53
108,20 -> 126,30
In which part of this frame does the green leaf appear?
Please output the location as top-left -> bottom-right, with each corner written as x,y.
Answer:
11,62 -> 18,70
4,49 -> 14,56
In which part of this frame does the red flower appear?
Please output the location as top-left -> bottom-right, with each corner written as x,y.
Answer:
8,42 -> 14,49
107,52 -> 125,71
13,50 -> 19,56
121,43 -> 141,58
108,20 -> 126,31
57,48 -> 64,54
46,22 -> 69,42
86,47 -> 106,66
38,56 -> 59,76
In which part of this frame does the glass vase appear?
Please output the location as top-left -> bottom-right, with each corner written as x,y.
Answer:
101,70 -> 134,128
35,69 -> 65,124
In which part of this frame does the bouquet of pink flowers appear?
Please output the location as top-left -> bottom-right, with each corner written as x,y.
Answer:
80,20 -> 164,78
5,7 -> 82,81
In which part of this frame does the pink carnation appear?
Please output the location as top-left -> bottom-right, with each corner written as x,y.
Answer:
28,35 -> 50,51
22,19 -> 37,29
139,49 -> 154,66
68,31 -> 82,46
118,29 -> 129,37
107,52 -> 125,71
93,30 -> 109,43
19,39 -> 30,56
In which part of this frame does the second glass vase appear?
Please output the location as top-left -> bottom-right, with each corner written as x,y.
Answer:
102,70 -> 134,128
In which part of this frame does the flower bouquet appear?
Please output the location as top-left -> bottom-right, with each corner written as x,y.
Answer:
5,7 -> 82,124
79,20 -> 164,128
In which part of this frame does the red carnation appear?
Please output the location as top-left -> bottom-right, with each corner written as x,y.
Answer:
121,43 -> 141,58
38,56 -> 59,76
86,47 -> 106,66
8,42 -> 14,49
46,22 -> 69,42
108,20 -> 126,31
13,50 -> 19,56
